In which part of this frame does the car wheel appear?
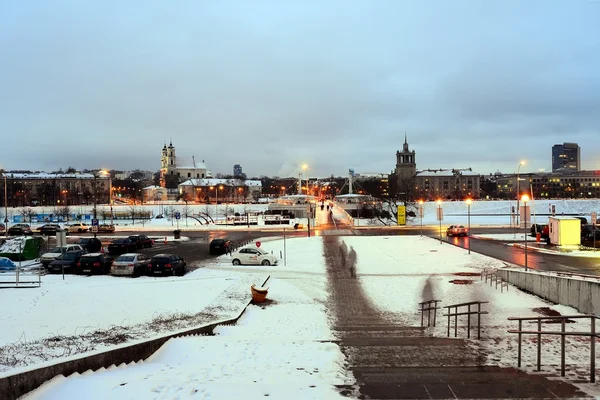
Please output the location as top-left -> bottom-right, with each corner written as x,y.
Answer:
261,260 -> 271,266
232,259 -> 241,265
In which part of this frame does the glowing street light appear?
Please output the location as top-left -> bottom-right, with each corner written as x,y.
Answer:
521,194 -> 530,270
466,198 -> 472,254
436,199 -> 443,244
516,161 -> 525,226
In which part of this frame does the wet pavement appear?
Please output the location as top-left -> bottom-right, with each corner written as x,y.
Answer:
322,235 -> 591,399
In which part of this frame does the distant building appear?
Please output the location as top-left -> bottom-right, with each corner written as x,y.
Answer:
496,170 -> 600,199
160,141 -> 210,188
552,142 -> 580,172
178,178 -> 262,203
389,135 -> 480,200
0,172 -> 110,207
233,164 -> 243,177
414,169 -> 481,200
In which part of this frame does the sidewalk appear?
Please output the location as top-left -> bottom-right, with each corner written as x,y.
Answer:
322,236 -> 591,399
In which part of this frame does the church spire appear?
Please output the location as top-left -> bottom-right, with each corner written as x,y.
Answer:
403,131 -> 409,151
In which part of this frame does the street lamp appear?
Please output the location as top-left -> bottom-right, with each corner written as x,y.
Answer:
418,200 -> 424,236
3,172 -> 7,237
466,198 -> 472,254
516,161 -> 525,226
521,194 -> 530,270
302,164 -> 308,194
437,199 -> 442,244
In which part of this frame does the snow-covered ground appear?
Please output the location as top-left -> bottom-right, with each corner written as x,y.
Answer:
17,235 -> 600,399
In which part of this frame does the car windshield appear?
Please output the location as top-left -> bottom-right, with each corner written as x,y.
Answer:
116,256 -> 135,262
151,257 -> 170,263
49,247 -> 64,253
79,239 -> 90,244
113,239 -> 128,244
81,256 -> 100,261
57,253 -> 78,261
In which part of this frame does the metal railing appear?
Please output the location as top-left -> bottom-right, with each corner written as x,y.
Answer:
443,301 -> 489,339
481,269 -> 508,292
419,299 -> 441,327
507,314 -> 599,382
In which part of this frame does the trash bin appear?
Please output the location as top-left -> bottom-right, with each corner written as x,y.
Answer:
536,233 -> 541,242
173,230 -> 181,239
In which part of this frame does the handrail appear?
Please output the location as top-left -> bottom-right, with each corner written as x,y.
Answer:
418,299 -> 441,327
507,314 -> 598,382
442,301 -> 488,339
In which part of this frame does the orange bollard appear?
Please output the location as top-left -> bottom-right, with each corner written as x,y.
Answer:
164,236 -> 167,244
536,233 -> 541,243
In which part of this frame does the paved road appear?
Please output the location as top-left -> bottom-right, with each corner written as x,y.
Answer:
48,221 -> 600,276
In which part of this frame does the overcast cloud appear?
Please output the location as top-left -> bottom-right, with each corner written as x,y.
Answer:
1,0 -> 599,178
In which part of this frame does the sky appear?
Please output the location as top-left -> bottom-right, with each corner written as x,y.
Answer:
7,235 -> 600,398
1,1 -> 600,178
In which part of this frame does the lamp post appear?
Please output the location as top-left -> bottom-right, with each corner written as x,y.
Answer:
418,200 -> 424,236
437,199 -> 442,244
466,198 -> 472,254
516,161 -> 525,226
3,172 -> 7,237
302,164 -> 308,195
521,194 -> 530,270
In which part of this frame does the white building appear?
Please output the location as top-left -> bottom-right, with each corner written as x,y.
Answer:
160,141 -> 210,188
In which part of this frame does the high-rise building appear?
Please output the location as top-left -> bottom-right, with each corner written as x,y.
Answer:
233,164 -> 243,177
552,142 -> 580,172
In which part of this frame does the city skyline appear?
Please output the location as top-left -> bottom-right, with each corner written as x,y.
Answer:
1,1 -> 599,177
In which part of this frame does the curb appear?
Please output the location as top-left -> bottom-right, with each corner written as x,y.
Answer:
0,275 -> 270,400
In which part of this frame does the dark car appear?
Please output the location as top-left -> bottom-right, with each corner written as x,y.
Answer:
107,238 -> 138,255
77,237 -> 103,253
39,223 -> 62,236
75,253 -> 114,275
48,250 -> 86,274
7,223 -> 33,236
128,235 -> 153,249
0,223 -> 5,233
209,238 -> 232,255
530,224 -> 549,239
146,254 -> 186,276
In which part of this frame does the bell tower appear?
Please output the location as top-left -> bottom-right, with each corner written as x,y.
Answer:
395,133 -> 416,180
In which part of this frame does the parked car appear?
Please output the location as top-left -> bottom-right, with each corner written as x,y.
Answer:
128,234 -> 153,249
39,223 -> 63,236
107,238 -> 138,255
65,222 -> 89,233
77,237 -> 103,253
97,224 -> 115,233
209,238 -> 232,255
0,223 -> 5,233
40,244 -> 86,266
111,253 -> 150,277
47,250 -> 86,274
146,254 -> 187,276
7,223 -> 33,236
231,246 -> 278,266
446,225 -> 468,237
75,253 -> 114,275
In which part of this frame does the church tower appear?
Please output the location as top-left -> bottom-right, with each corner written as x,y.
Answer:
395,133 -> 416,180
160,140 -> 179,188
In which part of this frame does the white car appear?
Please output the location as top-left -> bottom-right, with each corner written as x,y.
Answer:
65,222 -> 89,233
40,244 -> 85,266
111,253 -> 150,277
231,246 -> 278,266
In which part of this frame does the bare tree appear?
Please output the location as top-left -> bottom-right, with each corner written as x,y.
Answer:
128,205 -> 136,225
58,205 -> 71,222
182,205 -> 192,227
21,207 -> 37,223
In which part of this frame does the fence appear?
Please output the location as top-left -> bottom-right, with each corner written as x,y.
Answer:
443,301 -> 489,339
507,314 -> 599,382
419,300 -> 441,327
481,269 -> 509,292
